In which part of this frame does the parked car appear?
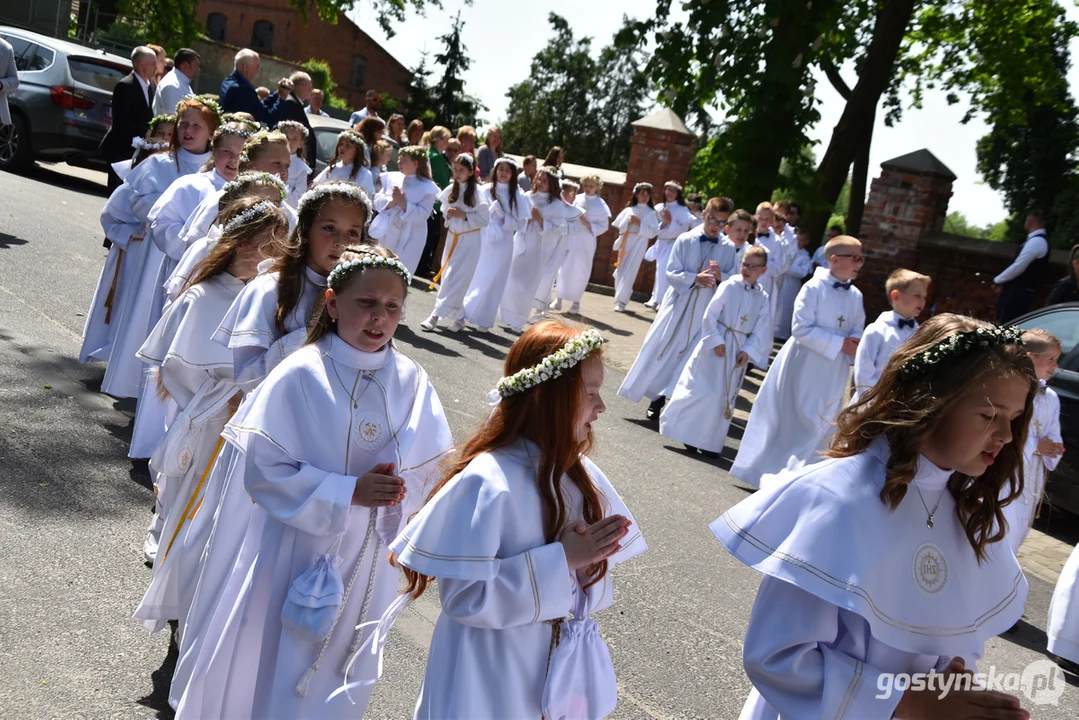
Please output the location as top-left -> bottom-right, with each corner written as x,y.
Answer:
306,112 -> 352,176
0,26 -> 130,173
1010,302 -> 1079,517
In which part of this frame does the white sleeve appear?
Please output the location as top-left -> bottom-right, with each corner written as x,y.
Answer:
792,284 -> 845,360
666,239 -> 698,292
699,283 -> 730,351
994,236 -> 1049,284
742,576 -> 906,719
0,51 -> 20,95
743,293 -> 774,368
403,189 -> 435,223
853,326 -> 885,392
1043,391 -> 1064,472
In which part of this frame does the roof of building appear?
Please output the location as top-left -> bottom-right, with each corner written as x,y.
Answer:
505,154 -> 627,187
880,149 -> 957,181
630,107 -> 693,136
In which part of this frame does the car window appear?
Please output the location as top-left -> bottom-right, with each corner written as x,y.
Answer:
4,36 -> 35,70
1015,308 -> 1079,354
67,58 -> 127,92
315,128 -> 339,164
27,46 -> 54,72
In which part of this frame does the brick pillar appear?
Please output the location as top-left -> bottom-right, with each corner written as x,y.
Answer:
591,108 -> 695,294
858,150 -> 955,319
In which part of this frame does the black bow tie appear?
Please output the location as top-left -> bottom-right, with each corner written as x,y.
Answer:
898,318 -> 916,329
757,232 -> 769,238
833,281 -> 852,290
699,234 -> 719,244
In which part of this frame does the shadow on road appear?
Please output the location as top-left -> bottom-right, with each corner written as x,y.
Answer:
136,625 -> 178,719
0,232 -> 29,249
25,163 -> 110,199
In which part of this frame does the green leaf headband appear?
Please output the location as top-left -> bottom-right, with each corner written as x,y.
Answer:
297,182 -> 373,230
398,145 -> 429,161
180,93 -> 224,124
898,326 -> 1025,381
222,113 -> 260,131
327,255 -> 412,290
222,171 -> 288,201
489,328 -> 607,403
147,113 -> 176,133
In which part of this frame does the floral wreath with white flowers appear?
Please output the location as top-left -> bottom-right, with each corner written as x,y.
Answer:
398,145 -> 429,161
297,182 -> 373,225
238,129 -> 288,163
216,124 -> 254,140
180,93 -> 224,124
898,325 -> 1024,380
222,201 -> 278,235
492,328 -> 607,400
276,120 -> 310,138
222,171 -> 288,201
337,130 -> 367,151
222,113 -> 260,131
147,113 -> 176,134
131,137 -> 169,152
327,255 -> 412,290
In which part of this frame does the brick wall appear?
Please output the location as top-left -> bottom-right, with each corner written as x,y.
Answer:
195,0 -> 411,109
192,38 -> 307,98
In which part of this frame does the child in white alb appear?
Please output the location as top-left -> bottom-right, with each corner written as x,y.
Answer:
611,182 -> 660,313
851,268 -> 929,402
553,173 -> 611,315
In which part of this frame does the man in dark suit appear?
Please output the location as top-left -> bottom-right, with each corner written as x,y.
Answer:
219,48 -> 290,127
100,46 -> 157,190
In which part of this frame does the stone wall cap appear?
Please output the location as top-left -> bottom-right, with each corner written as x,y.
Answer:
504,153 -> 627,186
881,149 -> 957,181
631,108 -> 694,136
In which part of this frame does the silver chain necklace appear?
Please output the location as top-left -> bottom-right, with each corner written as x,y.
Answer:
911,480 -> 949,529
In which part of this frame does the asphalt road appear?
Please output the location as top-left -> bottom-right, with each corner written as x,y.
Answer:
1,163 -> 1076,719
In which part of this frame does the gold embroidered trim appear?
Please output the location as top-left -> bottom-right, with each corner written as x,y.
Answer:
396,533 -> 497,562
526,549 -> 541,624
835,659 -> 862,719
720,511 -> 1023,636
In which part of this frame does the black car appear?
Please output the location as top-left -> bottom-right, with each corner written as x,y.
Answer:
1010,302 -> 1079,517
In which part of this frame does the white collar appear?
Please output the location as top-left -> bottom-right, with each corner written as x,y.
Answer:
326,334 -> 391,370
304,264 -> 328,287
1026,228 -> 1047,239
134,73 -> 150,90
868,437 -> 952,492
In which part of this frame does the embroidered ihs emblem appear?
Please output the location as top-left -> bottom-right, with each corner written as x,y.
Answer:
913,543 -> 948,595
355,410 -> 387,449
177,447 -> 193,473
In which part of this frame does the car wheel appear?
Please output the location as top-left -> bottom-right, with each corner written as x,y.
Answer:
0,113 -> 34,173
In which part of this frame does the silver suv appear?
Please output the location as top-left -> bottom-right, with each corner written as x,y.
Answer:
0,26 -> 130,173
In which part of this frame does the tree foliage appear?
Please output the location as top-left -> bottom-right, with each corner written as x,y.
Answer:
301,59 -> 350,110
402,51 -> 439,126
431,12 -> 486,128
501,14 -> 650,172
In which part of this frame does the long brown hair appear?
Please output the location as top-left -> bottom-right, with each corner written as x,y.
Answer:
487,159 -> 520,217
184,196 -> 289,292
271,186 -> 372,335
394,320 -> 609,598
447,153 -> 477,207
306,246 -> 408,345
829,313 -> 1038,562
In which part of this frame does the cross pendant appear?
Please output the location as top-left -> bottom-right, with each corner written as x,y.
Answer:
837,315 -> 846,328
740,314 -> 748,325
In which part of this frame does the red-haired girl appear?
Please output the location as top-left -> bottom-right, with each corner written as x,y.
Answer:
176,247 -> 452,719
714,315 -> 1035,719
389,320 -> 647,718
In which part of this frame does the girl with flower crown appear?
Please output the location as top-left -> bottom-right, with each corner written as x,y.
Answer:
175,246 -> 452,720
532,179 -> 586,319
276,120 -> 312,208
500,166 -> 582,331
133,198 -> 288,638
385,320 -> 646,719
369,144 -> 440,275
420,153 -> 491,332
715,315 -> 1034,719
611,182 -> 660,313
166,183 -> 374,709
95,96 -> 221,406
644,181 -> 695,310
554,173 -> 612,316
314,130 -> 375,198
463,157 -> 532,332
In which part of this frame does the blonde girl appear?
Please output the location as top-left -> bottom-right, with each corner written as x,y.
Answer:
715,315 -> 1035,719
370,145 -> 440,275
420,153 -> 491,332
177,247 -> 452,719
276,119 -> 312,208
555,173 -> 611,315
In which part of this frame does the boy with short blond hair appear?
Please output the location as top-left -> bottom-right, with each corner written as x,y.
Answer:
731,235 -> 866,487
851,268 -> 931,401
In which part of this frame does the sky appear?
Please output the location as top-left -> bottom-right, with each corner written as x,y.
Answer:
349,0 -> 1079,225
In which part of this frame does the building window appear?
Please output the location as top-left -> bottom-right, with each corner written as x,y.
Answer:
206,13 -> 227,42
251,20 -> 274,53
350,55 -> 367,87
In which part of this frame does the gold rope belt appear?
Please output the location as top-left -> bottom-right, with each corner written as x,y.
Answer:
614,231 -> 630,268
161,434 -> 225,562
540,617 -> 565,720
103,247 -> 127,324
429,227 -> 481,288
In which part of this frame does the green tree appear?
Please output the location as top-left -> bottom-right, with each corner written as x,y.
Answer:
301,59 -> 349,110
403,51 -> 439,125
589,18 -> 652,171
431,12 -> 486,128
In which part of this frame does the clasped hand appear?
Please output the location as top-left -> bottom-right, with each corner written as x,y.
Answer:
558,515 -> 631,570
352,462 -> 406,507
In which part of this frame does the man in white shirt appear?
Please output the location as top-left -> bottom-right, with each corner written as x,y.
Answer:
305,88 -> 330,116
0,37 -> 19,128
994,209 -> 1051,323
153,48 -> 200,115
349,89 -> 380,126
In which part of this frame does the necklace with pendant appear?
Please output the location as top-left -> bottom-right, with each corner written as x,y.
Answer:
912,480 -> 949,529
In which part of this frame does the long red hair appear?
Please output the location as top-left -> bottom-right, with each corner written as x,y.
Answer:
393,320 -> 609,598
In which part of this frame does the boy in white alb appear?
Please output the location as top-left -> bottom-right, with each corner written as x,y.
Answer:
751,202 -> 784,328
851,268 -> 929,402
731,235 -> 866,487
660,245 -> 771,457
618,200 -> 741,421
774,227 -> 812,340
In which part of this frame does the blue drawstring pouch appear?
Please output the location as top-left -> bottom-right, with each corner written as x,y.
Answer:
281,552 -> 344,643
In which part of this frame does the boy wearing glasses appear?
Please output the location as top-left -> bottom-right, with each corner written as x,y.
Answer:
618,199 -> 741,421
660,245 -> 772,457
731,235 -> 866,487
851,268 -> 930,402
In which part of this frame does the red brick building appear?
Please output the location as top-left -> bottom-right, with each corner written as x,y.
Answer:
195,0 -> 412,108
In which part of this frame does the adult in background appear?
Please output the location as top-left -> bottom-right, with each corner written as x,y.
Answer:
542,145 -> 564,180
386,113 -> 406,147
477,126 -> 502,181
1046,244 -> 1079,306
416,125 -> 452,277
147,44 -> 166,82
275,71 -> 317,166
349,89 -> 381,125
994,209 -> 1051,323
357,115 -> 385,164
0,37 -> 19,131
99,46 -> 157,190
305,88 -> 329,116
153,48 -> 200,115
406,118 -> 424,146
219,49 -> 290,127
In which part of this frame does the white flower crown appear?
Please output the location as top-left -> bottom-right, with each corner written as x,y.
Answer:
222,171 -> 288,201
297,182 -> 373,228
222,201 -> 277,235
276,120 -> 310,138
132,137 -> 169,152
180,93 -> 224,124
327,255 -> 412,290
217,125 -> 254,140
337,130 -> 366,149
491,328 -> 606,400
